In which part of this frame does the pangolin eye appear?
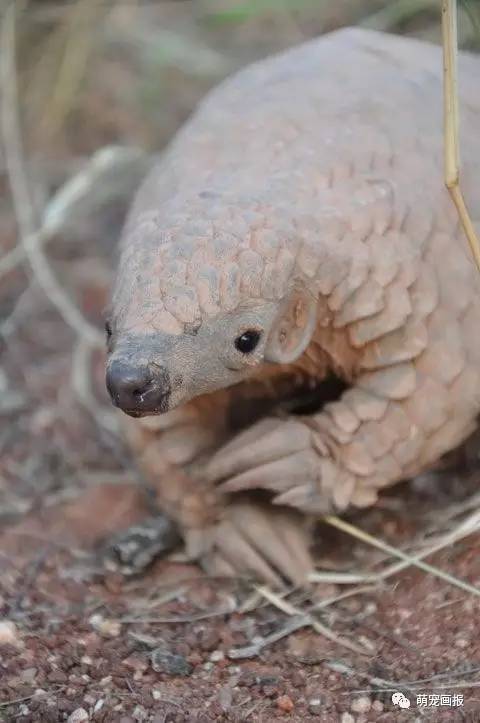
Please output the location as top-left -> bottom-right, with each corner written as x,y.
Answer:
105,320 -> 113,340
234,329 -> 261,354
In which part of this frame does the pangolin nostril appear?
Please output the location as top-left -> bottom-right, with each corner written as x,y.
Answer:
106,359 -> 170,415
132,387 -> 147,399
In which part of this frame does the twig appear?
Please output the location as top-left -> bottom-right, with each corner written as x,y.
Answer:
309,585 -> 378,612
0,687 -> 66,709
308,571 -> 379,585
228,586 -> 370,658
0,145 -> 147,282
0,244 -> 24,277
120,596 -> 237,624
253,585 -> 299,616
442,0 -> 480,270
228,615 -> 309,659
330,658 -> 480,695
325,659 -> 407,691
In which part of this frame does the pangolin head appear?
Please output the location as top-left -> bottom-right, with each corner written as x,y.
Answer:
106,191 -> 319,416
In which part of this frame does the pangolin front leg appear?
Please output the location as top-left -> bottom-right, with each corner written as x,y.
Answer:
200,497 -> 313,587
116,385 -> 315,583
207,298 -> 480,516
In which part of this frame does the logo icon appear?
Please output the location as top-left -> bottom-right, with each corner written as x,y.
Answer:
392,692 -> 411,709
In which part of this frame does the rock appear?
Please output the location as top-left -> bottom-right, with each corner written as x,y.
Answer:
351,696 -> 371,714
151,648 -> 192,676
67,709 -> 89,723
277,695 -> 294,713
210,650 -> 225,662
341,714 -> 355,723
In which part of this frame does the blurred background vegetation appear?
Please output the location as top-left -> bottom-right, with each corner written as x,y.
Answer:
3,1 -> 478,260
12,0 -> 480,165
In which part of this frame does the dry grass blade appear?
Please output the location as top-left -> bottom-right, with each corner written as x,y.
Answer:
312,502 -> 480,586
323,515 -> 480,597
307,571 -> 378,585
40,0 -> 99,142
0,4 -> 103,347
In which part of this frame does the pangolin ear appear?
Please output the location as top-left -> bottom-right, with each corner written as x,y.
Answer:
264,289 -> 317,364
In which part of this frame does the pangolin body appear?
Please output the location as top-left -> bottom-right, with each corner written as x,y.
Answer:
106,29 -> 480,584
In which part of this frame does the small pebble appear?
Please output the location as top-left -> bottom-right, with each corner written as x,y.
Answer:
262,685 -> 278,698
256,675 -> 278,686
88,614 -> 121,638
0,621 -> 20,646
199,628 -> 220,651
308,698 -> 322,714
67,708 -> 89,723
132,705 -> 148,721
341,714 -> 355,723
372,700 -> 384,712
94,699 -> 105,713
218,686 -> 233,711
151,648 -> 192,676
277,695 -> 294,713
290,670 -> 304,687
210,650 -> 225,662
20,667 -> 37,683
351,696 -> 371,714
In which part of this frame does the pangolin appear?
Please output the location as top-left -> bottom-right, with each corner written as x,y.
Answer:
105,28 -> 480,586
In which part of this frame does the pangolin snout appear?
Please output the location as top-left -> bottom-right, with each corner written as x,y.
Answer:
106,359 -> 171,416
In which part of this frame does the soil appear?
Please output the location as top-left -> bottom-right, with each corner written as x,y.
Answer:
2,2 -> 480,721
